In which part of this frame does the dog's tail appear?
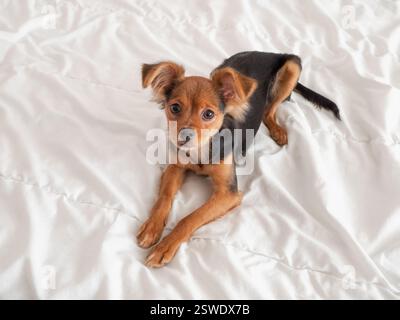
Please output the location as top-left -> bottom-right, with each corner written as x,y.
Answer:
294,82 -> 341,120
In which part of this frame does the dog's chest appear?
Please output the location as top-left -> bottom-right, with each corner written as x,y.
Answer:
186,164 -> 209,176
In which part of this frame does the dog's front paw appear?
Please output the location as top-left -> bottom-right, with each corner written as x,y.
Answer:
136,218 -> 165,248
270,126 -> 288,146
145,235 -> 181,268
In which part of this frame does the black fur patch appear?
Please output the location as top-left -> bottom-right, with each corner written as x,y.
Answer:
211,51 -> 339,156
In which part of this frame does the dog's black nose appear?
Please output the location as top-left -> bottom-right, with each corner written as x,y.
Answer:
178,128 -> 195,146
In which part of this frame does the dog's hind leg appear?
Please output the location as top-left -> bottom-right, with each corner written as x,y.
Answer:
263,59 -> 301,146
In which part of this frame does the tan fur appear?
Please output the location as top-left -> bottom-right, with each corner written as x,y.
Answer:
139,62 -> 256,267
264,60 -> 301,146
166,76 -> 225,147
137,165 -> 186,248
142,62 -> 185,104
211,67 -> 257,122
223,102 -> 249,123
143,157 -> 242,268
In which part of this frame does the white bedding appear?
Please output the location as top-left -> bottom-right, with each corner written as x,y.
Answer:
0,0 -> 399,299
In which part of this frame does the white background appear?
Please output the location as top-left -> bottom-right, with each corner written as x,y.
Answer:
0,0 -> 399,299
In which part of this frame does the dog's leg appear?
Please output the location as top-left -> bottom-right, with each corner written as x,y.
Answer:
145,161 -> 242,267
263,60 -> 301,146
137,164 -> 186,248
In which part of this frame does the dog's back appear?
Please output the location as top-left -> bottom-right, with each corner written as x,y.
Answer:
213,51 -> 339,153
213,51 -> 302,154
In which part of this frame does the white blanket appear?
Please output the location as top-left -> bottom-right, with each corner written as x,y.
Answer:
0,0 -> 399,299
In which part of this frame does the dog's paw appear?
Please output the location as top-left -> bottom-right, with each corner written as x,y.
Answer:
136,218 -> 164,248
145,236 -> 181,268
270,126 -> 288,146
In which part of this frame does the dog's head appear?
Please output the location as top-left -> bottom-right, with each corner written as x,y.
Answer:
142,61 -> 257,151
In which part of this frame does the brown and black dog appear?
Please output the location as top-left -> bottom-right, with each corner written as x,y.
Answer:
138,51 -> 340,267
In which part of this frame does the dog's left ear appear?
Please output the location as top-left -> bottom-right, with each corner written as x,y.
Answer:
142,61 -> 185,104
211,67 -> 257,109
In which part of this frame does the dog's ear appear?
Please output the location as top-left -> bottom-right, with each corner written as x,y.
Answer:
211,67 -> 257,106
142,61 -> 185,104
211,67 -> 257,121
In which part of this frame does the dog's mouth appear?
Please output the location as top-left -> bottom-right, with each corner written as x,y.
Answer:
177,140 -> 189,147
176,144 -> 196,152
175,137 -> 198,150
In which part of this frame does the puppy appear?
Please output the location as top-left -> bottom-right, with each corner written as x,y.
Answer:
138,51 -> 340,267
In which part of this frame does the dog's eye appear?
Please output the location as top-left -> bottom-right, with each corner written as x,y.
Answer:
170,103 -> 181,114
202,109 -> 215,121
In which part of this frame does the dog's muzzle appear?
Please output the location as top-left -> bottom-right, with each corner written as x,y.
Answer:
177,128 -> 196,147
